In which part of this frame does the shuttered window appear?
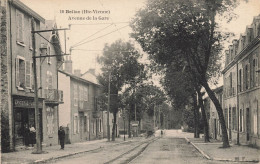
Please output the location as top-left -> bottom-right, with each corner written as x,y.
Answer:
15,57 -> 26,89
16,10 -> 24,43
25,60 -> 31,88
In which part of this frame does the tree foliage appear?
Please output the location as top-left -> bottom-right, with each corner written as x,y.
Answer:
131,0 -> 241,147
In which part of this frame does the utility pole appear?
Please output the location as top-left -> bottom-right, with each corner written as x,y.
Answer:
153,105 -> 156,130
123,107 -> 126,141
107,72 -> 111,141
31,18 -> 42,154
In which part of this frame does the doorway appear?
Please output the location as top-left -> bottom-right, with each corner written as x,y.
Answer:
246,108 -> 250,141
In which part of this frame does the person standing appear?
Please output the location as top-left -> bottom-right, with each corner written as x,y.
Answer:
24,124 -> 30,149
29,124 -> 36,147
58,126 -> 65,150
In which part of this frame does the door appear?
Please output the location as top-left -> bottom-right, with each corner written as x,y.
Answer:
229,108 -> 232,139
80,115 -> 84,140
246,108 -> 250,141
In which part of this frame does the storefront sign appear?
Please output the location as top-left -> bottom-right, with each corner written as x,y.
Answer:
14,98 -> 43,108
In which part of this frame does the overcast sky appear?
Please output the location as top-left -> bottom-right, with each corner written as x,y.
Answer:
20,0 -> 260,87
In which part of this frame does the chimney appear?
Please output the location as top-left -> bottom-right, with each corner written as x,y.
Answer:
74,69 -> 81,77
64,55 -> 72,73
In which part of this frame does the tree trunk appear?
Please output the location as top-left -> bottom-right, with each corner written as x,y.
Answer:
192,93 -> 200,138
197,89 -> 210,142
201,79 -> 230,148
112,111 -> 117,141
128,103 -> 133,138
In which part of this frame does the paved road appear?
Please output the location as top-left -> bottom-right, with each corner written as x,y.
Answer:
52,130 -> 250,164
130,130 -> 247,164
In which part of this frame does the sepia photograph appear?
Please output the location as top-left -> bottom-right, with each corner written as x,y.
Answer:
1,0 -> 260,163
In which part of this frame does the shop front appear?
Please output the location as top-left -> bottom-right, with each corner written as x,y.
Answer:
13,96 -> 43,147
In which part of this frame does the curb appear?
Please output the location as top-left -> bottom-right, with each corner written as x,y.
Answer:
32,147 -> 103,164
184,137 -> 211,160
184,137 -> 259,163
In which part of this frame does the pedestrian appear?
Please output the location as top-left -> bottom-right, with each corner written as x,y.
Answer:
161,130 -> 163,137
29,124 -> 36,147
24,124 -> 30,149
58,126 -> 65,150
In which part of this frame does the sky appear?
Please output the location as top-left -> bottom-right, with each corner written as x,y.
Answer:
20,0 -> 260,87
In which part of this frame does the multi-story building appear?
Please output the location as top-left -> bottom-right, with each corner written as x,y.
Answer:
58,58 -> 103,143
0,0 -> 63,151
223,14 -> 260,146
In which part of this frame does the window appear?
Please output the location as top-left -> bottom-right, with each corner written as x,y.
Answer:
84,116 -> 87,132
28,18 -> 33,49
74,84 -> 78,106
239,69 -> 242,92
74,114 -> 79,134
245,65 -> 249,90
99,119 -> 102,132
83,86 -> 88,101
79,85 -> 84,108
16,10 -> 24,44
232,107 -> 237,130
240,109 -> 243,132
15,57 -> 26,89
46,71 -> 53,89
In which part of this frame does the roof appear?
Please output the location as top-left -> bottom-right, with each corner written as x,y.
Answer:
81,70 -> 100,85
9,0 -> 45,23
58,70 -> 101,87
213,85 -> 223,94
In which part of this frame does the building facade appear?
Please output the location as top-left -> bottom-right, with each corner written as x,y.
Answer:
58,58 -> 103,143
207,86 -> 223,140
223,15 -> 260,146
0,0 -> 63,151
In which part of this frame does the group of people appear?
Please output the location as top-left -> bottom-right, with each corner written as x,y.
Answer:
24,125 -> 65,150
24,124 -> 36,148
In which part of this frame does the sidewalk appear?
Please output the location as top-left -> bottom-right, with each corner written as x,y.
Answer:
186,137 -> 260,162
1,137 -> 140,164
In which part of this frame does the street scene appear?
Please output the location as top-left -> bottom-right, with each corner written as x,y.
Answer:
1,0 -> 260,164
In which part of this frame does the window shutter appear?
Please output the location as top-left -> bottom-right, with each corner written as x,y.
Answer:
16,11 -> 20,42
21,14 -> 24,43
256,58 -> 258,86
15,58 -> 20,87
29,18 -> 32,48
31,62 -> 34,90
25,60 -> 31,88
241,68 -> 243,91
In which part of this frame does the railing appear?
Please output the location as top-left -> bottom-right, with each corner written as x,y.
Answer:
44,89 -> 63,104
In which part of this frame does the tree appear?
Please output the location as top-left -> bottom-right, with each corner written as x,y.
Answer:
97,40 -> 145,141
131,0 -> 240,147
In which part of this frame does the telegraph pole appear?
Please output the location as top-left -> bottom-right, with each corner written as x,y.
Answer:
31,18 -> 42,154
107,72 -> 111,141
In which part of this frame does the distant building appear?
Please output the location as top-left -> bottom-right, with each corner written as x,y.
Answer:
223,14 -> 260,146
206,86 -> 223,140
58,58 -> 103,143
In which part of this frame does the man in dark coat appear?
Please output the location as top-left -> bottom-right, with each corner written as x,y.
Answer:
24,124 -> 30,148
58,126 -> 65,150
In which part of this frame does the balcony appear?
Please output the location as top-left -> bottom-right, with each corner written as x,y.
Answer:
44,89 -> 64,105
78,100 -> 91,112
